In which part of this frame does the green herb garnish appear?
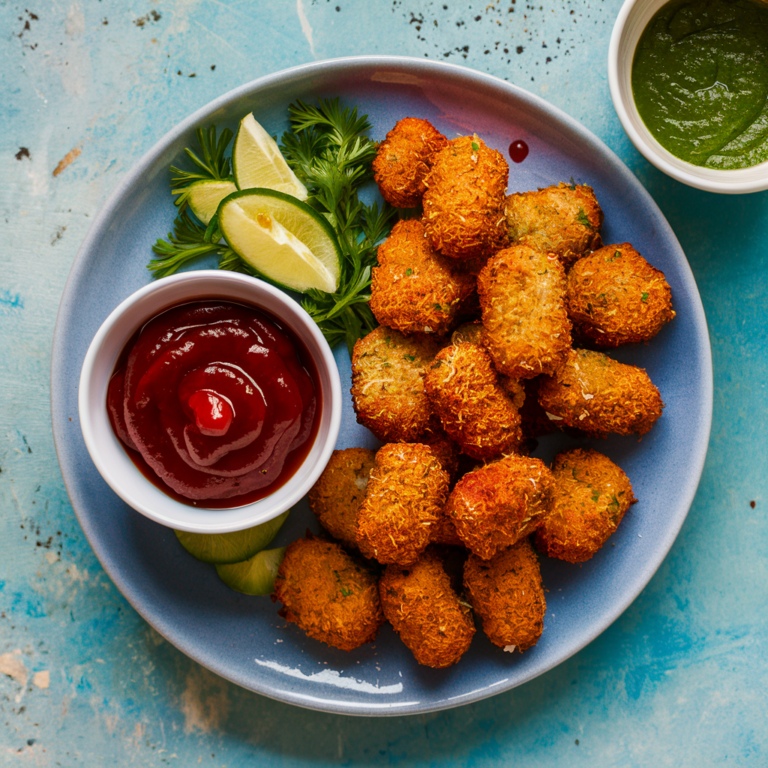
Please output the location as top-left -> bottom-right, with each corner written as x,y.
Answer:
149,99 -> 396,355
576,208 -> 594,230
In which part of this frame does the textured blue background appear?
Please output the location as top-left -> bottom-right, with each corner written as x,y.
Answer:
1,1 -> 766,765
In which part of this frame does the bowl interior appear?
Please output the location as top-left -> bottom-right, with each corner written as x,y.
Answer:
78,270 -> 341,533
610,0 -> 768,193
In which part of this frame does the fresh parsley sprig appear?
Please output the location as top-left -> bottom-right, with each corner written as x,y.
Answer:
170,126 -> 234,212
148,209 -> 234,277
149,99 -> 395,353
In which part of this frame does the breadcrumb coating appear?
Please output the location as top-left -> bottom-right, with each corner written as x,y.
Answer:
537,348 -> 664,437
567,243 -> 675,347
445,454 -> 555,560
379,549 -> 475,668
274,538 -> 383,651
351,326 -> 441,442
424,342 -> 523,460
464,538 -> 545,652
534,448 -> 637,563
422,135 -> 509,260
356,443 -> 451,565
477,245 -> 572,379
371,219 -> 476,336
373,118 -> 448,208
505,182 -> 604,269
308,448 -> 376,549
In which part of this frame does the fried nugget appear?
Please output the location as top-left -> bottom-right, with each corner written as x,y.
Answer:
351,326 -> 441,442
534,448 -> 636,563
373,118 -> 449,208
567,243 -> 675,347
356,443 -> 450,565
464,539 -> 545,652
424,342 -> 523,460
273,538 -> 383,651
537,348 -> 663,437
477,245 -> 572,379
505,182 -> 604,269
379,549 -> 475,668
430,507 -> 464,547
308,448 -> 376,549
422,135 -> 509,260
370,219 -> 476,336
445,454 -> 555,560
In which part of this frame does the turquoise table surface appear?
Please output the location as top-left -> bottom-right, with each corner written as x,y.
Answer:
2,0 -> 766,765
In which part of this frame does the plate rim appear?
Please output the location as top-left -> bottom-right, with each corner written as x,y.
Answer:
50,55 -> 714,716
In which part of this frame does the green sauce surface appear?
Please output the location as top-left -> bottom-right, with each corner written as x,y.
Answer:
632,0 -> 768,169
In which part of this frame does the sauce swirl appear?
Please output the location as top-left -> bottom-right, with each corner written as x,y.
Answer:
107,301 -> 319,505
632,0 -> 768,170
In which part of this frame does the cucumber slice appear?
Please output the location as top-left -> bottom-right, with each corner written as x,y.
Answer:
216,546 -> 288,595
232,113 -> 308,200
217,188 -> 341,294
186,179 -> 237,225
174,509 -> 290,565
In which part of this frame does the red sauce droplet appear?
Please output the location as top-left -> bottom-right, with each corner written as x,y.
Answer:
509,140 -> 529,163
107,300 -> 320,507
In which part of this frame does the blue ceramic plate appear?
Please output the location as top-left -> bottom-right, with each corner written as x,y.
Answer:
51,57 -> 712,716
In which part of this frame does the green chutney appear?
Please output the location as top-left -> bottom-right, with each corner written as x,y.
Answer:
632,0 -> 768,169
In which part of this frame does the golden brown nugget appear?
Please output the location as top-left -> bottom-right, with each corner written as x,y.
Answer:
422,135 -> 509,260
430,507 -> 464,547
308,448 -> 376,549
370,219 -> 476,336
451,320 -> 487,347
351,326 -> 441,443
421,436 -> 461,482
537,348 -> 664,437
451,324 -> 527,411
567,243 -> 675,347
477,245 -> 572,379
273,538 -> 383,651
424,342 -> 523,460
373,118 -> 448,208
356,443 -> 450,565
534,448 -> 636,563
379,549 -> 475,668
505,182 -> 604,269
446,455 -> 555,560
464,539 -> 546,652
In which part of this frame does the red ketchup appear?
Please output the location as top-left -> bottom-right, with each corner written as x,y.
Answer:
107,301 -> 320,507
509,140 -> 529,163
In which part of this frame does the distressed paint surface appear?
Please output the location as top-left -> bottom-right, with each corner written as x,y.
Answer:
1,0 -> 766,765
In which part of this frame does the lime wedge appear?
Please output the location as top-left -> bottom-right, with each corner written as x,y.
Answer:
218,188 -> 341,293
174,509 -> 290,565
232,113 -> 308,200
216,546 -> 288,595
186,179 -> 237,225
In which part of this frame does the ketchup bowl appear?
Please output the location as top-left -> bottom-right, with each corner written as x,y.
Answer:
78,270 -> 342,534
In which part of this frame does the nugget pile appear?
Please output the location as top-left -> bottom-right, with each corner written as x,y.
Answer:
273,117 -> 675,668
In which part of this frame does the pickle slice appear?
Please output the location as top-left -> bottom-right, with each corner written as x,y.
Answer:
174,509 -> 290,565
216,546 -> 287,595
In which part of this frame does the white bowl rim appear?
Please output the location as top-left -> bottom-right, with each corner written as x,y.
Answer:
608,0 -> 768,194
78,269 -> 342,534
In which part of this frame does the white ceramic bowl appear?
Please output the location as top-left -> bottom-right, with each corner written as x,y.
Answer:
609,0 -> 768,194
78,270 -> 342,534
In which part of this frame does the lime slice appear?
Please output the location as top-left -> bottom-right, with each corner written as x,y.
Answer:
174,509 -> 290,565
232,113 -> 308,200
186,179 -> 237,225
216,546 -> 287,595
218,188 -> 341,293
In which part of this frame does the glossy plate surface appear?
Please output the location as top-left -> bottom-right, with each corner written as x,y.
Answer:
51,57 -> 712,716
